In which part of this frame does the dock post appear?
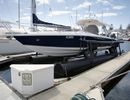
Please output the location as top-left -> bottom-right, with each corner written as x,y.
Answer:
119,44 -> 122,55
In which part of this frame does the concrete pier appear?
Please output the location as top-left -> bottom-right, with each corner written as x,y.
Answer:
0,52 -> 130,100
29,52 -> 130,100
0,80 -> 22,100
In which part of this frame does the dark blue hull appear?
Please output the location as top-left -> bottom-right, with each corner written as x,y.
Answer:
14,35 -> 120,56
14,35 -> 117,47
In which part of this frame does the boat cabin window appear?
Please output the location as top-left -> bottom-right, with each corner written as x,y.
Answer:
83,25 -> 99,34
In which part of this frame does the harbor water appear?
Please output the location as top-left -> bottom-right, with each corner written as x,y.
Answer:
103,41 -> 130,100
0,64 -> 11,83
120,41 -> 130,52
105,72 -> 130,100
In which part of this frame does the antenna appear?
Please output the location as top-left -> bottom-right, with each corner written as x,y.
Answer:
75,10 -> 77,23
88,5 -> 91,18
102,11 -> 104,23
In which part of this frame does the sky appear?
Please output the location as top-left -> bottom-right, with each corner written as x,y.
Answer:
0,0 -> 130,29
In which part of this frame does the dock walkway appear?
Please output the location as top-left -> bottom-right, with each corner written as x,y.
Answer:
0,52 -> 130,100
0,80 -> 22,100
30,52 -> 130,100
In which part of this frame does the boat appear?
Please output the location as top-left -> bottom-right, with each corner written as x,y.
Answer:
13,0 -> 122,57
0,38 -> 32,55
0,20 -> 32,55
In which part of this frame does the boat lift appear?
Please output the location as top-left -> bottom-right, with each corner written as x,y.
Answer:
80,37 -> 123,58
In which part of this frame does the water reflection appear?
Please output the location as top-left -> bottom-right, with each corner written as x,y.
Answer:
120,41 -> 130,52
105,73 -> 130,100
0,64 -> 11,83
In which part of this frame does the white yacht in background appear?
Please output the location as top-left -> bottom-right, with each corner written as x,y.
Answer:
0,21 -> 32,55
0,37 -> 32,55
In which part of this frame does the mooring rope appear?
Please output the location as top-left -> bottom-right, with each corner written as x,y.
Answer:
94,70 -> 130,88
74,70 -> 130,100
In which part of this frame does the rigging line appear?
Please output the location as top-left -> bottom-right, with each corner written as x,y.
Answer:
70,16 -> 75,27
65,0 -> 74,27
83,70 -> 130,95
90,70 -> 130,91
100,70 -> 130,84
41,0 -> 47,20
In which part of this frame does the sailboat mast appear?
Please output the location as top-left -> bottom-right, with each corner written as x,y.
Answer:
31,0 -> 36,29
88,5 -> 91,18
102,11 -> 104,23
18,0 -> 20,29
75,10 -> 77,24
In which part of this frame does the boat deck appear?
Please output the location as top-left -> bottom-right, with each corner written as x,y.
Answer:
0,52 -> 130,100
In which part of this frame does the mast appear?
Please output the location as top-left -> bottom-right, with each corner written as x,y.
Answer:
75,10 -> 77,23
88,5 -> 91,18
18,0 -> 20,29
102,11 -> 104,23
31,0 -> 36,30
30,0 -> 71,30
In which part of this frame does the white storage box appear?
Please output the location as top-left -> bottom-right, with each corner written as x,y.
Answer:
10,64 -> 54,97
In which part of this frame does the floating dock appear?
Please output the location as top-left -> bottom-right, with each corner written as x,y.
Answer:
0,52 -> 36,65
0,56 -> 12,65
0,52 -> 130,100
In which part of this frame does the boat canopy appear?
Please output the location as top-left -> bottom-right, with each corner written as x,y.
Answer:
77,19 -> 104,27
